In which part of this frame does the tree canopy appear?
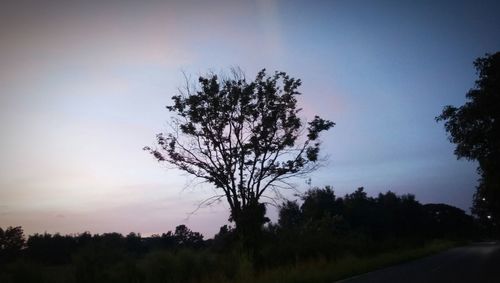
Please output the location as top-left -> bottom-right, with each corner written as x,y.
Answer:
145,69 -> 334,238
436,52 -> 500,230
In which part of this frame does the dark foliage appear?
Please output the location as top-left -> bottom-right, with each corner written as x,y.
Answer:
437,52 -> 500,232
0,226 -> 25,263
423,204 -> 475,238
256,187 -> 476,267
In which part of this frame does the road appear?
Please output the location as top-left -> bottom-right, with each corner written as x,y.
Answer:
337,242 -> 500,283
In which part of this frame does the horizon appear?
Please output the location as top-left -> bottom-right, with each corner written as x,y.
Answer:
1,0 -> 500,238
3,188 -> 473,238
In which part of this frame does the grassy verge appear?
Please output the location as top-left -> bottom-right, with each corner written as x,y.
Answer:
0,239 -> 463,283
227,239 -> 462,283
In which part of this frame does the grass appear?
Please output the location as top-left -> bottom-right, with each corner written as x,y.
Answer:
219,239 -> 462,283
0,239 -> 463,283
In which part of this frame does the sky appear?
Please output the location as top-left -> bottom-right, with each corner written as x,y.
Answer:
1,0 -> 499,237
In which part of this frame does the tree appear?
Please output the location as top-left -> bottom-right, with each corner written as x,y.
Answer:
173,225 -> 204,248
436,52 -> 500,230
423,204 -> 475,238
0,226 -> 25,262
278,200 -> 302,230
145,69 -> 334,242
301,185 -> 343,223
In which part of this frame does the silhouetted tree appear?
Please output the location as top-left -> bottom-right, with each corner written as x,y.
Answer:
0,226 -> 25,262
211,225 -> 236,252
278,200 -> 303,230
75,231 -> 93,246
174,225 -> 204,248
125,232 -> 145,255
436,52 -> 500,230
343,187 -> 377,233
26,232 -> 77,264
145,69 -> 334,244
374,192 -> 425,238
424,203 -> 475,238
301,186 -> 343,223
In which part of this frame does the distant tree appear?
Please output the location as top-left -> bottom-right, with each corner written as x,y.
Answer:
75,231 -> 92,246
125,232 -> 145,255
0,226 -> 25,262
145,69 -> 334,243
278,200 -> 303,230
301,186 -> 343,223
98,232 -> 125,249
146,232 -> 176,250
211,225 -> 236,251
343,187 -> 375,230
436,52 -> 500,229
374,192 -> 424,237
26,232 -> 77,264
174,225 -> 204,248
423,203 -> 475,238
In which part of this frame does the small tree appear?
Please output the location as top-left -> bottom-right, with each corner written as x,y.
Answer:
145,69 -> 334,241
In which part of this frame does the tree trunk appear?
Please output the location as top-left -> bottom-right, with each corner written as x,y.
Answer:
231,201 -> 269,250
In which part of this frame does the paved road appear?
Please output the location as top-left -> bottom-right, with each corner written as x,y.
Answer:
337,242 -> 500,283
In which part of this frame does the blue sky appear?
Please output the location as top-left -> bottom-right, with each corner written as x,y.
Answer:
1,0 -> 499,237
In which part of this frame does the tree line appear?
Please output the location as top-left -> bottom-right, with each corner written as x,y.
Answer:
0,186 -> 478,282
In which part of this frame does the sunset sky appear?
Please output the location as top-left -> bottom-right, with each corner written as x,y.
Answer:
1,0 -> 500,237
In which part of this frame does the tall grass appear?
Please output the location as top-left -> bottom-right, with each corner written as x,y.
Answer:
0,239 -> 460,283
207,239 -> 460,283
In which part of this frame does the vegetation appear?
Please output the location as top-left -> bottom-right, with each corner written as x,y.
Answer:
144,69 -> 334,244
437,52 -> 500,233
0,187 -> 476,283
